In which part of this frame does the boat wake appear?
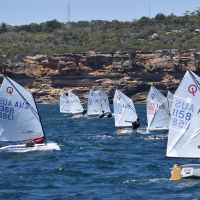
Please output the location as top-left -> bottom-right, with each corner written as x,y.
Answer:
91,135 -> 113,140
144,134 -> 167,141
115,128 -> 137,135
123,177 -> 169,185
72,114 -> 84,119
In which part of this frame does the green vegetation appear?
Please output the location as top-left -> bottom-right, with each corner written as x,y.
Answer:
1,9 -> 200,60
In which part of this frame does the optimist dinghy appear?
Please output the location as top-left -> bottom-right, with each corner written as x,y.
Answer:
87,89 -> 111,118
146,86 -> 170,132
113,89 -> 139,134
167,70 -> 200,180
0,76 -> 60,152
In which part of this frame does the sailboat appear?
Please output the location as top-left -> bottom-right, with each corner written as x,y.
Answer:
167,90 -> 173,114
87,89 -> 111,117
146,86 -> 170,131
113,89 -> 138,134
59,92 -> 71,114
68,91 -> 85,117
167,69 -> 200,180
0,76 -> 60,152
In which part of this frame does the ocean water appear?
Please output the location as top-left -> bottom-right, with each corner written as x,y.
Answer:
0,104 -> 199,200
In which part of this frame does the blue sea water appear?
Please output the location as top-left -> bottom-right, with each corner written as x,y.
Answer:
0,104 -> 199,200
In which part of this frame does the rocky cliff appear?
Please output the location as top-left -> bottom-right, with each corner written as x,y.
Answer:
1,49 -> 200,103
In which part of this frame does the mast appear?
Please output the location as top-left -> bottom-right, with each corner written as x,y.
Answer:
32,95 -> 47,144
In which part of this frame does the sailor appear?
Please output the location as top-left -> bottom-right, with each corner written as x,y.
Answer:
99,110 -> 105,118
132,118 -> 140,129
25,137 -> 45,147
82,109 -> 87,115
107,113 -> 112,118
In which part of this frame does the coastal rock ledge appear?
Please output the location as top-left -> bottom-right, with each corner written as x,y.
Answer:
0,49 -> 200,103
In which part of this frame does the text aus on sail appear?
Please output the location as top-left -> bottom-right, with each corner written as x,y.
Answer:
171,84 -> 199,129
0,97 -> 31,121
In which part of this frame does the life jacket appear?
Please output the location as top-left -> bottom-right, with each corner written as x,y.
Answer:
132,121 -> 140,129
31,137 -> 45,144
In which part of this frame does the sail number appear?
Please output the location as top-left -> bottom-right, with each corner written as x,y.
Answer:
0,106 -> 14,120
171,99 -> 193,128
147,102 -> 164,115
117,103 -> 131,114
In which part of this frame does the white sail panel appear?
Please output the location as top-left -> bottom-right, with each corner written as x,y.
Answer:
87,90 -> 102,115
68,91 -> 84,114
87,90 -> 111,115
0,76 -> 44,141
59,93 -> 71,113
167,70 -> 200,158
97,90 -> 111,113
113,89 -> 137,127
146,86 -> 170,130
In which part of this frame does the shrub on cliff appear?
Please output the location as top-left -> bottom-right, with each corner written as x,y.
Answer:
1,10 -> 200,60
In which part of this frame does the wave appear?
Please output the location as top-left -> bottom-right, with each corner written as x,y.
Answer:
123,177 -> 169,185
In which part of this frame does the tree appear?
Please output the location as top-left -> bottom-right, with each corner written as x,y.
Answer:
155,13 -> 166,22
0,23 -> 8,33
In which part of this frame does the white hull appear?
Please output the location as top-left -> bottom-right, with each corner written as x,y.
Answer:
147,127 -> 168,131
136,127 -> 168,134
0,142 -> 60,153
181,164 -> 200,178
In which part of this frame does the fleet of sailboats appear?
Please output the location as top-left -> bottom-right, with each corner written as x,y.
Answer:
2,69 -> 200,181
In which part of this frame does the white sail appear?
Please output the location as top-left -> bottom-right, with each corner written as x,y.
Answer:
0,76 -> 44,141
146,86 -> 170,130
97,90 -> 111,114
59,93 -> 71,113
167,91 -> 173,113
113,89 -> 138,127
167,70 -> 200,158
87,90 -> 102,115
68,91 -> 84,114
87,90 -> 111,116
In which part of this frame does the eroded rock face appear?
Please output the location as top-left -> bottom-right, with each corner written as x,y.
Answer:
1,49 -> 200,103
